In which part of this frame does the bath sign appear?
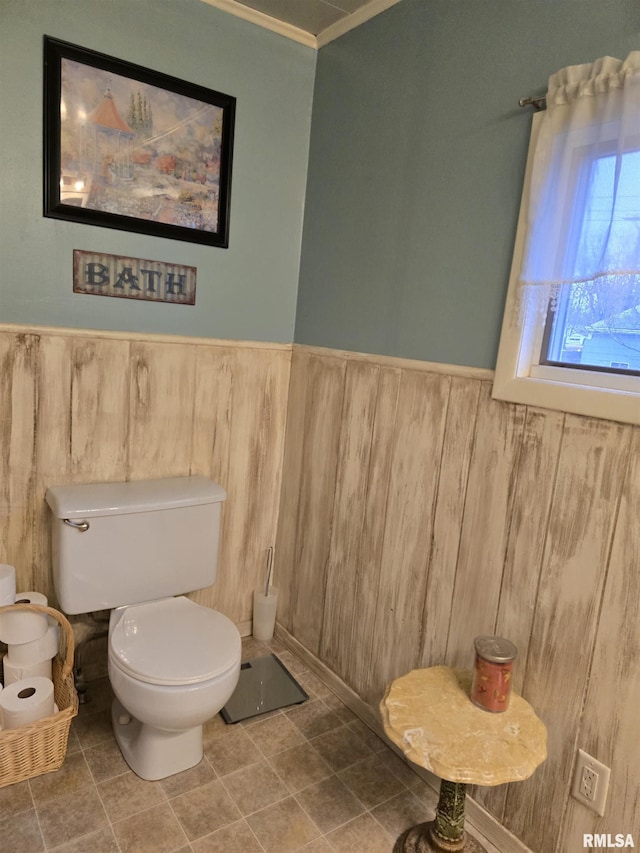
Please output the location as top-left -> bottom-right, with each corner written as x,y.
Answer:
73,249 -> 196,305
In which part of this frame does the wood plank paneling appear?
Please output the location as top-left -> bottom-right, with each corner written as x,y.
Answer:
3,327 -> 637,853
494,407 -> 565,693
34,335 -> 72,602
190,345 -> 234,485
320,360 -> 380,681
444,382 -> 526,667
419,376 -> 481,669
289,354 -> 346,655
0,333 -> 38,592
504,415 -> 631,851
210,347 -> 290,623
476,405 -> 564,820
367,369 -> 450,701
275,345 -> 638,853
0,327 -> 290,632
71,338 -> 131,481
560,426 -> 640,848
274,349 -> 310,632
346,365 -> 401,698
128,341 -> 197,479
189,345 -> 234,614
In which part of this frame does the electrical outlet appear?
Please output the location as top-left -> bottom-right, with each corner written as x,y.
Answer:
571,748 -> 611,816
581,765 -> 598,800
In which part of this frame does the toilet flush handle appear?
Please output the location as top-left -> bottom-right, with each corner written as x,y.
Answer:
63,518 -> 90,532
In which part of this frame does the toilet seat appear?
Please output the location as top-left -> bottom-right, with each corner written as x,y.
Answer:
109,596 -> 240,687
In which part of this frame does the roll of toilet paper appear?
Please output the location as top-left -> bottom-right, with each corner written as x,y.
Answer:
7,622 -> 59,667
14,591 -> 48,606
2,656 -> 53,686
0,677 -> 55,729
13,592 -> 57,630
0,605 -> 48,646
18,592 -> 59,630
0,565 -> 16,606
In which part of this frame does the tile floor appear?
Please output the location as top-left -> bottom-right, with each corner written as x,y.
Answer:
0,636 -> 465,852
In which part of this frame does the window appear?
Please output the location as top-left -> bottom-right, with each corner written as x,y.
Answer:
541,151 -> 640,375
493,53 -> 640,425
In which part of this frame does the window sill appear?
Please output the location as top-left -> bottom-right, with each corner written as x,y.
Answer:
492,366 -> 640,425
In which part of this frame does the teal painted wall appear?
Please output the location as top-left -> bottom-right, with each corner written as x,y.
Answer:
296,0 -> 640,368
2,0 -> 638,361
0,0 -> 315,342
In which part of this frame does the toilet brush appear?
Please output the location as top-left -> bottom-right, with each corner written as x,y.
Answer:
254,546 -> 277,641
264,546 -> 274,597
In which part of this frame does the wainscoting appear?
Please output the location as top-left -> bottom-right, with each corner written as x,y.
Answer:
0,324 -> 291,628
1,325 -> 637,852
276,345 -> 639,853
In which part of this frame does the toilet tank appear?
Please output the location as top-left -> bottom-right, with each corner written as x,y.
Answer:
45,476 -> 227,615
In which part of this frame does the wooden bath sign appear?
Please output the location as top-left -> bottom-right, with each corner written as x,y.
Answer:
73,249 -> 196,305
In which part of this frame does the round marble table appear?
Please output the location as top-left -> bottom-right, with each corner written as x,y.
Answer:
380,666 -> 547,852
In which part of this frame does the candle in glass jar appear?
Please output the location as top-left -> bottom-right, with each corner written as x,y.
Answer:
471,636 -> 518,712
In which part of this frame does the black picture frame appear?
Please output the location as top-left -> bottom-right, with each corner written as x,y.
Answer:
44,36 -> 235,247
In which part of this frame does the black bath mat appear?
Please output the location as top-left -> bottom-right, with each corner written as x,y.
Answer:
220,653 -> 309,724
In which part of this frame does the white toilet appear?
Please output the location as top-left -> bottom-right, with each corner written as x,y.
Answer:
45,476 -> 241,781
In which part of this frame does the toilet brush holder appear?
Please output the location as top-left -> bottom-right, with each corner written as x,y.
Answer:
253,588 -> 278,642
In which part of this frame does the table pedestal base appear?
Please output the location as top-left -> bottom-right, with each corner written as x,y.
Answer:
393,781 -> 487,853
393,822 -> 487,853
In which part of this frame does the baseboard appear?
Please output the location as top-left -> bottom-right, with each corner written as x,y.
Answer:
274,623 -> 533,853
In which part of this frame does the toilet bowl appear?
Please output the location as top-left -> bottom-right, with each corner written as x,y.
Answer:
107,596 -> 241,780
45,475 -> 240,780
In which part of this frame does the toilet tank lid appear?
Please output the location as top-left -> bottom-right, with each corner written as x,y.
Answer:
45,476 -> 227,519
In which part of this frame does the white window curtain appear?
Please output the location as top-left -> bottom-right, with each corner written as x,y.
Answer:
493,51 -> 640,427
517,51 -> 640,304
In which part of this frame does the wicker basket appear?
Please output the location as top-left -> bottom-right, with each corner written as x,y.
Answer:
0,603 -> 79,788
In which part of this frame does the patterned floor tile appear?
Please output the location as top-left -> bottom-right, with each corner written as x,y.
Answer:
0,635 -> 444,853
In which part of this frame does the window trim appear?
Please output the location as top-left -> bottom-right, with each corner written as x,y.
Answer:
493,114 -> 640,426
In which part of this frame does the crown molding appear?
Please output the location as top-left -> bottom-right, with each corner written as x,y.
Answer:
316,0 -> 403,48
200,0 -> 404,49
200,0 -> 319,47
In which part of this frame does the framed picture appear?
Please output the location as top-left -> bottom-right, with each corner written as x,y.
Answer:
44,36 -> 235,247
